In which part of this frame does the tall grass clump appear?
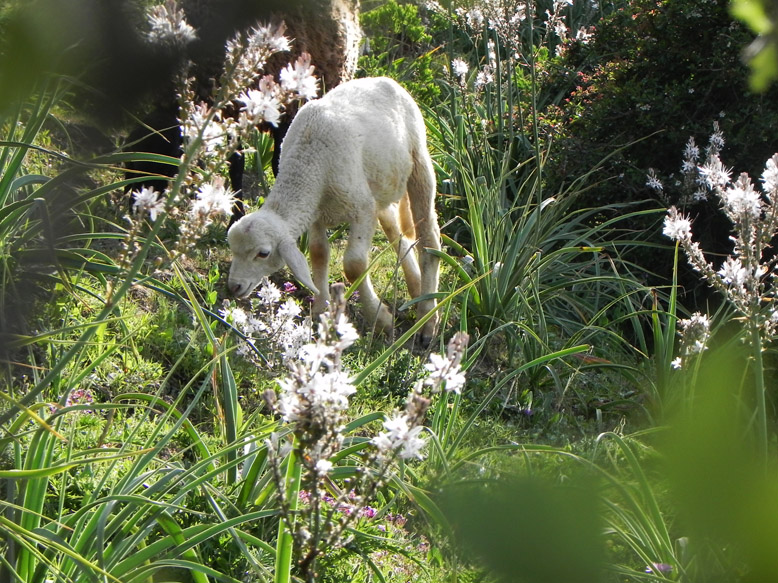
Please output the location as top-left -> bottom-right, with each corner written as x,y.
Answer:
0,70 -> 249,580
416,0 -> 656,388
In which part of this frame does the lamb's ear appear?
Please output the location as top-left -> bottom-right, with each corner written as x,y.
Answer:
279,238 -> 319,294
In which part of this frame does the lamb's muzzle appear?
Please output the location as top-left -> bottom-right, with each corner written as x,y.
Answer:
227,77 -> 441,343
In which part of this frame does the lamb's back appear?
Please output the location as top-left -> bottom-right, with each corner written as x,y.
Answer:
273,78 -> 424,225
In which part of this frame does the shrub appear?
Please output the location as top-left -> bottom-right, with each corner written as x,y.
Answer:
550,0 -> 778,197
544,0 -> 778,305
358,0 -> 447,104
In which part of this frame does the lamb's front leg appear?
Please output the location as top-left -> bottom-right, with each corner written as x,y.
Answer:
309,222 -> 330,318
343,217 -> 394,335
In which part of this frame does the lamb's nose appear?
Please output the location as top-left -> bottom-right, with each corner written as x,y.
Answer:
228,282 -> 243,296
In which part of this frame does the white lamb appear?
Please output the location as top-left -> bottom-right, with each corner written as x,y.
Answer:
227,77 -> 441,343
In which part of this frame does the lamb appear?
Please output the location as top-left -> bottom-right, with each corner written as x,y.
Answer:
227,77 -> 441,343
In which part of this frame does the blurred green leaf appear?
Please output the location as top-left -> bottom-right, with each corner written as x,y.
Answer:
438,475 -> 604,583
732,0 -> 774,33
731,0 -> 778,91
663,345 -> 778,581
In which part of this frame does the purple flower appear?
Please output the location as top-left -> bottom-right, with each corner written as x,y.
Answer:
361,506 -> 376,519
338,504 -> 354,515
645,562 -> 673,574
65,388 -> 94,408
283,281 -> 297,294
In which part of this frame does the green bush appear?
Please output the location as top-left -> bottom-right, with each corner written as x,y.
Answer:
549,0 -> 778,200
358,0 -> 447,104
543,0 -> 778,305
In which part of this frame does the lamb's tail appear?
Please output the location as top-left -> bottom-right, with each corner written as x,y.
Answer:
406,147 -> 438,238
399,193 -> 416,241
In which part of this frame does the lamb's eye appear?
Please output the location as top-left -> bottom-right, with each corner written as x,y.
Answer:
255,250 -> 270,260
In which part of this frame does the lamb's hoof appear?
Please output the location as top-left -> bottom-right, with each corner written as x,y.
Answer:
419,319 -> 438,348
311,297 -> 329,321
371,306 -> 395,338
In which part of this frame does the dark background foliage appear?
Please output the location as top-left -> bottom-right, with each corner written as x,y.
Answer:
550,0 -> 778,196
545,0 -> 778,306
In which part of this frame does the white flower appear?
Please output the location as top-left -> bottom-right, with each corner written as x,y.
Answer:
257,279 -> 282,305
424,353 -> 466,394
314,458 -> 333,476
237,76 -> 283,127
247,23 -> 291,54
334,313 -> 359,350
277,299 -> 302,321
278,369 -> 355,424
487,39 -> 497,67
280,53 -> 319,101
761,154 -> 778,195
372,412 -> 427,460
189,177 -> 234,219
466,8 -> 485,29
646,169 -> 663,192
451,58 -> 469,81
662,207 -> 692,242
684,137 -> 700,162
182,103 -> 227,154
678,313 -> 711,356
224,22 -> 290,90
220,304 -> 249,328
698,154 -> 732,189
299,341 -> 332,370
554,21 -> 569,40
718,257 -> 748,286
724,175 -> 761,220
575,27 -> 593,43
132,186 -> 166,221
146,0 -> 196,45
709,124 -> 725,151
475,68 -> 495,89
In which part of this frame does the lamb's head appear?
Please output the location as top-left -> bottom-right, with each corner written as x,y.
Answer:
227,209 -> 318,298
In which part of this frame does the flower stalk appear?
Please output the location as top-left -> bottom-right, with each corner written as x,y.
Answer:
262,283 -> 469,581
661,127 -> 778,461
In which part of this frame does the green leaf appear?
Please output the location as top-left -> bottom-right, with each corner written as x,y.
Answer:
731,0 -> 773,34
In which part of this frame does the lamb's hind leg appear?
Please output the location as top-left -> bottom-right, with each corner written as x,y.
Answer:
407,149 -> 441,345
344,214 -> 394,336
377,202 -> 422,298
309,222 -> 331,318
